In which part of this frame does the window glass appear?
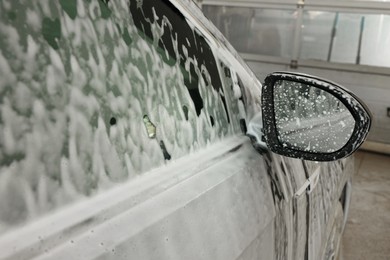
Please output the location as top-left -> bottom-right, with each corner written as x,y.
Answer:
203,5 -> 296,58
360,14 -> 390,67
273,80 -> 354,153
301,11 -> 390,67
218,61 -> 247,133
236,74 -> 248,133
300,11 -> 336,61
0,0 -> 236,232
326,13 -> 361,64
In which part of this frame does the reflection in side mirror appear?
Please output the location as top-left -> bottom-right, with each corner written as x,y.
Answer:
274,80 -> 355,153
262,72 -> 371,161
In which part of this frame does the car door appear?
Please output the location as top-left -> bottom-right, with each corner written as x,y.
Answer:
304,159 -> 353,260
0,1 -> 370,260
269,155 -> 309,260
217,57 -> 311,260
0,0 -> 291,259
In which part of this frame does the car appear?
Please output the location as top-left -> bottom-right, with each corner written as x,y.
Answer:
0,0 -> 371,259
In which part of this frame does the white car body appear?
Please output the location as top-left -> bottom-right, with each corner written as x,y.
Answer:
0,0 -> 356,259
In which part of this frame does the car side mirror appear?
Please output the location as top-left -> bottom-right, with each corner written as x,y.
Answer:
261,72 -> 371,161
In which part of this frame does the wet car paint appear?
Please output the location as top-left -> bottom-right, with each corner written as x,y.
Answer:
0,0 -> 353,259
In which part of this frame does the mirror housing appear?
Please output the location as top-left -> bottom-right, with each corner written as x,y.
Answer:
261,72 -> 371,161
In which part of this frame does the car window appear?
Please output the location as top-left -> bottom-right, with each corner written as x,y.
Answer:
218,61 -> 247,133
235,73 -> 249,133
0,0 -> 239,232
128,0 -> 236,157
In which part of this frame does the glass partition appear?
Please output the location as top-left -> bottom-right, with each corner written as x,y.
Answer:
301,11 -> 390,67
203,6 -> 296,58
300,11 -> 336,62
360,14 -> 390,67
203,5 -> 390,68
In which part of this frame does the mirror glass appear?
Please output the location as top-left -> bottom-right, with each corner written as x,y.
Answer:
273,80 -> 355,153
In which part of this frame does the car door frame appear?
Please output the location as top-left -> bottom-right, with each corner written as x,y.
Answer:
303,158 -> 353,260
